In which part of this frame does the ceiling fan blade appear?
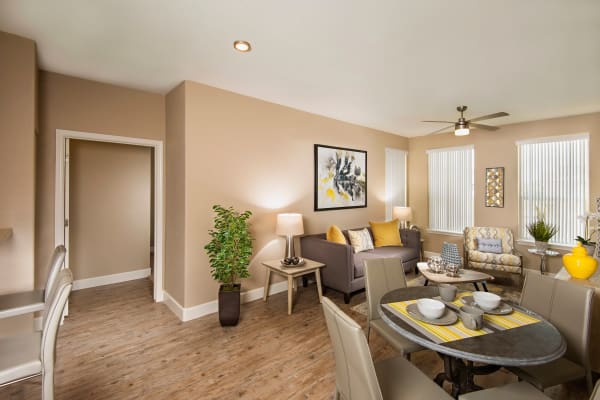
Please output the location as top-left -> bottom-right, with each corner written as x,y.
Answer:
468,112 -> 509,123
470,122 -> 499,131
426,125 -> 455,135
422,120 -> 456,124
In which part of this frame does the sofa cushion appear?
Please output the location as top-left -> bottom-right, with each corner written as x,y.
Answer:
326,225 -> 347,244
369,219 -> 402,247
353,246 -> 419,278
348,228 -> 374,253
477,237 -> 503,254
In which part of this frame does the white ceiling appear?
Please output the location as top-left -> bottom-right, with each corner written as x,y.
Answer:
1,0 -> 599,137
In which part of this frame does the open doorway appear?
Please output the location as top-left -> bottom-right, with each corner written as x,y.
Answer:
54,129 -> 164,302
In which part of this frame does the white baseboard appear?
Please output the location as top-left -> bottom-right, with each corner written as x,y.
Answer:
163,280 -> 289,322
424,251 -> 440,259
72,268 -> 151,291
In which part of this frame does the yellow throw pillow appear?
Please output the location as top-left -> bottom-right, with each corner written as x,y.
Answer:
369,219 -> 403,247
326,225 -> 347,244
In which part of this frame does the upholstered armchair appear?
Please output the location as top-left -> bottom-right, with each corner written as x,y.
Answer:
463,227 -> 522,274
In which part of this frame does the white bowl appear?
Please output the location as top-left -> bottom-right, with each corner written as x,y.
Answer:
416,298 -> 445,320
473,291 -> 501,311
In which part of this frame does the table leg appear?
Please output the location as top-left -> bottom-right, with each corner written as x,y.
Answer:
263,269 -> 271,301
424,279 -> 429,286
540,254 -> 546,275
315,269 -> 323,303
481,282 -> 488,292
287,275 -> 293,315
473,282 -> 480,291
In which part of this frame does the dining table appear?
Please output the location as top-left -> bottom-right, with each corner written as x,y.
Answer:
378,286 -> 566,397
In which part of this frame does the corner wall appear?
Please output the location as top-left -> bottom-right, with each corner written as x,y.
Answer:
408,112 -> 600,273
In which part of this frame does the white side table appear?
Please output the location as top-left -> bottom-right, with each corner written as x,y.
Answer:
527,248 -> 560,275
262,258 -> 325,315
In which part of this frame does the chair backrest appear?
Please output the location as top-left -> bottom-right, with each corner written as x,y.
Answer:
591,380 -> 600,400
519,271 -> 556,319
549,279 -> 593,368
41,269 -> 73,368
44,245 -> 67,301
364,258 -> 407,324
322,297 -> 383,400
463,226 -> 514,254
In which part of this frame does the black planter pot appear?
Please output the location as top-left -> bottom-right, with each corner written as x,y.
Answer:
218,284 -> 241,326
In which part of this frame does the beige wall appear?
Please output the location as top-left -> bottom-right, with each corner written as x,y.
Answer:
175,81 -> 408,307
0,32 -> 36,294
165,83 -> 186,305
408,112 -> 600,274
37,71 -> 165,287
0,31 -> 36,335
69,140 -> 151,280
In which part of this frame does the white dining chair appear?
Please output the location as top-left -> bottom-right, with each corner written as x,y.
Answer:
0,269 -> 73,400
364,258 -> 423,360
322,296 -> 452,400
0,245 -> 66,319
459,379 -> 600,400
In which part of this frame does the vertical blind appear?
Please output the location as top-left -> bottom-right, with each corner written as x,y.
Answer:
427,146 -> 474,233
385,148 -> 407,220
518,134 -> 589,246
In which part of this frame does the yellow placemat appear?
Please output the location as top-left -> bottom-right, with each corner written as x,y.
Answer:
384,293 -> 542,344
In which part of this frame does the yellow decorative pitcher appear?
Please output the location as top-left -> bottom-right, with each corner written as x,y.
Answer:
563,242 -> 598,279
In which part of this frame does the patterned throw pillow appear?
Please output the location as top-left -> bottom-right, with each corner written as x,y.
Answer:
347,228 -> 375,253
326,225 -> 347,244
369,219 -> 403,247
477,237 -> 503,254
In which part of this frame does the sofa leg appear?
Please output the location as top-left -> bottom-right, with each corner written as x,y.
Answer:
344,293 -> 351,304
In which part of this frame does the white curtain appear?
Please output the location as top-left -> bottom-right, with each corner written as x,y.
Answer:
385,148 -> 407,220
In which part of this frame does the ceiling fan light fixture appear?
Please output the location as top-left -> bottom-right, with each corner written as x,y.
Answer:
455,127 -> 470,136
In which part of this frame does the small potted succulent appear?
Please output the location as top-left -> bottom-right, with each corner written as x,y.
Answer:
204,205 -> 253,326
527,208 -> 558,252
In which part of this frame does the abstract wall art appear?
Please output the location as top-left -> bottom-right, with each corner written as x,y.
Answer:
485,167 -> 504,208
314,144 -> 367,211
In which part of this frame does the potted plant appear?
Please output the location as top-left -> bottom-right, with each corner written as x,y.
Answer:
527,209 -> 558,252
204,205 -> 253,326
575,212 -> 599,255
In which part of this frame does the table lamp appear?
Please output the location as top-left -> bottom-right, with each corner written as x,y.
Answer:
276,213 -> 304,259
393,206 -> 412,229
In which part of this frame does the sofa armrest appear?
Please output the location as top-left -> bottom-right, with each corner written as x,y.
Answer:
400,229 -> 421,251
300,236 -> 354,293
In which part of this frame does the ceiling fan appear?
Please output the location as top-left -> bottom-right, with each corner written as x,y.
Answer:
423,105 -> 509,136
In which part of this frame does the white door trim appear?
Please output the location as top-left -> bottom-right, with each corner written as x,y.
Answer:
54,129 -> 165,302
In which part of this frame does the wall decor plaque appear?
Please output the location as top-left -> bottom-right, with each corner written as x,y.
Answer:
485,167 -> 504,208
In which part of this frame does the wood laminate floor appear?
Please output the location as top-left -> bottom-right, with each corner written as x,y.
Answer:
0,278 -> 588,399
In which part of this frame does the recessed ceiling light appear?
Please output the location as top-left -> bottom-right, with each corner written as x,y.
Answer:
233,40 -> 252,52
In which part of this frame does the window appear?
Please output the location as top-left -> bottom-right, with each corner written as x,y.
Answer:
518,134 -> 589,246
385,148 -> 407,220
427,146 -> 474,234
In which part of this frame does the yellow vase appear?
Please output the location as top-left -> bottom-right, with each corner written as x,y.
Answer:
563,242 -> 598,279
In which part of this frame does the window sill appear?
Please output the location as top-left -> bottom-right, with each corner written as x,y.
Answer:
425,229 -> 463,237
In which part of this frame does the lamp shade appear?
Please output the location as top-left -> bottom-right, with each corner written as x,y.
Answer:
276,213 -> 304,236
392,206 -> 412,221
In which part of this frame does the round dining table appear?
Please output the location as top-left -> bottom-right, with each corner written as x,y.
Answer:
378,286 -> 566,397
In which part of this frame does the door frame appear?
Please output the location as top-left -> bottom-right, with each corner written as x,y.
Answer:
54,129 -> 165,302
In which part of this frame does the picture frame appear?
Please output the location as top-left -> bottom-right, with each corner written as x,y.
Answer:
485,167 -> 504,208
314,144 -> 367,211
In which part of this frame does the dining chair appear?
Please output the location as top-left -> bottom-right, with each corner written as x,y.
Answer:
509,274 -> 594,393
0,268 -> 73,400
518,270 -> 555,319
364,258 -> 423,359
0,245 -> 67,319
321,296 -> 453,400
459,379 -> 600,400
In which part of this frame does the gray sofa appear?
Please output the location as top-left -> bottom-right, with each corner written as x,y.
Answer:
300,227 -> 421,303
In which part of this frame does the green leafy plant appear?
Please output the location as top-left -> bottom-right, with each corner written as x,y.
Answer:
527,210 -> 558,242
575,236 -> 595,246
204,205 -> 253,290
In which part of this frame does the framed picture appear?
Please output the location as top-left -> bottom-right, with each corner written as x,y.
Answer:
314,144 -> 367,211
485,167 -> 504,208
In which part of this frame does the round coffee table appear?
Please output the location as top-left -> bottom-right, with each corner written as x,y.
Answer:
417,262 -> 494,292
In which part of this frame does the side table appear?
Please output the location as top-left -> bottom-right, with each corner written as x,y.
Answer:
527,248 -> 560,275
262,258 -> 325,315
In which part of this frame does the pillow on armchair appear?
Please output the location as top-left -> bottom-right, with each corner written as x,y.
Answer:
477,238 -> 503,254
